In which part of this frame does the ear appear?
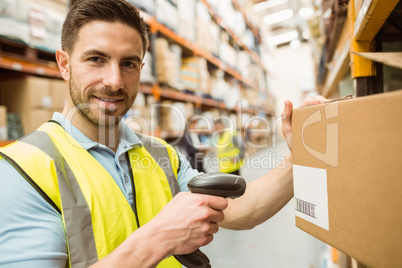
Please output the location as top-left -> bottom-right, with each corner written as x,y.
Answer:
56,49 -> 70,81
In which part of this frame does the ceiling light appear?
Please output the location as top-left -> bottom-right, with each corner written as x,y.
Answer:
252,0 -> 288,12
290,39 -> 301,48
302,30 -> 311,39
263,9 -> 294,25
268,30 -> 299,45
299,7 -> 314,17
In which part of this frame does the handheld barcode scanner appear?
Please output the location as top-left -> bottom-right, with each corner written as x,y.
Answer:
174,173 -> 247,268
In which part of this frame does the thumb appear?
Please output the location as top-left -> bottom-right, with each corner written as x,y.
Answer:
281,100 -> 293,123
281,100 -> 293,150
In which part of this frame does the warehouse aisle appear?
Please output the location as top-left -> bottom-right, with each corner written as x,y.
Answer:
203,140 -> 327,268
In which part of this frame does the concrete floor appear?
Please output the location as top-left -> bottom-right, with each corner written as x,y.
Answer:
202,140 -> 328,268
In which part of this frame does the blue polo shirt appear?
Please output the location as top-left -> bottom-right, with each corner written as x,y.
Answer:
0,113 -> 200,267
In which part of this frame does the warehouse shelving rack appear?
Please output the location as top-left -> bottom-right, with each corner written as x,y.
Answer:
0,39 -> 62,79
141,1 -> 273,141
320,0 -> 401,98
200,0 -> 266,73
0,1 -> 274,146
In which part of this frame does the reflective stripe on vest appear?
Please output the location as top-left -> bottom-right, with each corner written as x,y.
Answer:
216,130 -> 243,173
0,122 -> 181,268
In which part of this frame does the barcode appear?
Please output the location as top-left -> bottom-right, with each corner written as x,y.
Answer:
295,198 -> 317,218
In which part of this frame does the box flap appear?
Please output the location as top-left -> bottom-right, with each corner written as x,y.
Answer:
351,51 -> 402,70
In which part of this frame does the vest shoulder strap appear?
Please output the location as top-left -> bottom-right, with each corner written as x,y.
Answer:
134,132 -> 181,197
0,128 -> 99,267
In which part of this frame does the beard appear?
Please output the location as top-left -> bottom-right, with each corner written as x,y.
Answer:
68,71 -> 136,128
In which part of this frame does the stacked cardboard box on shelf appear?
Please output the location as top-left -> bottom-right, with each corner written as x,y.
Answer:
170,45 -> 183,90
219,32 -> 238,68
238,51 -> 251,78
210,70 -> 229,100
125,93 -> 153,135
140,51 -> 156,83
244,115 -> 271,155
216,0 -> 246,38
50,79 -> 68,110
265,94 -> 276,114
127,0 -> 155,14
0,106 -> 7,140
159,101 -> 188,133
0,0 -> 66,52
177,0 -> 196,43
155,0 -> 178,32
249,63 -> 266,91
239,88 -> 250,109
245,88 -> 258,106
243,0 -> 261,28
126,95 -> 197,137
223,80 -> 241,109
241,87 -> 275,112
155,38 -> 181,88
180,57 -> 210,95
0,76 -> 68,135
196,2 -> 220,55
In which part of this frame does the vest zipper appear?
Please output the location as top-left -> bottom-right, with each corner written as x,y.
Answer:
127,152 -> 140,228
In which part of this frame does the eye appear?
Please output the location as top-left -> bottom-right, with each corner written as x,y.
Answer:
122,61 -> 140,70
88,57 -> 103,63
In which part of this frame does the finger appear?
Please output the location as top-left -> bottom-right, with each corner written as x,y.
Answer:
281,100 -> 293,121
199,234 -> 214,247
315,95 -> 329,103
302,96 -> 321,106
281,100 -> 293,133
206,222 -> 220,235
207,196 -> 228,211
207,209 -> 225,223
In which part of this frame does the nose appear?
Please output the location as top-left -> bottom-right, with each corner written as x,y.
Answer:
103,63 -> 124,90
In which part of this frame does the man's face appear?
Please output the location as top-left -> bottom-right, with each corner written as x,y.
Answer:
214,123 -> 225,133
66,21 -> 144,127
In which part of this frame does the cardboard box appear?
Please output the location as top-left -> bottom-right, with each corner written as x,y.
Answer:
0,77 -> 67,134
0,106 -> 7,140
0,76 -> 53,110
292,90 -> 402,268
50,79 -> 68,109
0,76 -> 56,134
352,52 -> 402,70
25,109 -> 53,134
354,0 -> 363,15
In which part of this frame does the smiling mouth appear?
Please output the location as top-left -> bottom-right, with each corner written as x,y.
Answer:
94,96 -> 123,102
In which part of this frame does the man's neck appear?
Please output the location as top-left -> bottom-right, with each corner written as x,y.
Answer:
62,106 -> 120,152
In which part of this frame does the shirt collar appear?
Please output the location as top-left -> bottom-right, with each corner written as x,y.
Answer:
51,112 -> 143,152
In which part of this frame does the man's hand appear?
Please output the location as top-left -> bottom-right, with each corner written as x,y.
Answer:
91,192 -> 227,268
281,95 -> 329,151
145,192 -> 228,257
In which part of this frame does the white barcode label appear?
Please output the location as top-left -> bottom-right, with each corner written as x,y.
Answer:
293,165 -> 329,230
295,198 -> 317,218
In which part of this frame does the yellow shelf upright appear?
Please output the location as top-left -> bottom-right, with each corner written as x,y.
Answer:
351,0 -> 399,79
354,0 -> 400,42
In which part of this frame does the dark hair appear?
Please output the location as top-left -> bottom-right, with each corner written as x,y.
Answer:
214,119 -> 224,125
62,0 -> 149,56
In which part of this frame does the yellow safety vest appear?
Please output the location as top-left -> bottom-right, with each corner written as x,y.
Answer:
0,121 -> 181,268
216,130 -> 244,173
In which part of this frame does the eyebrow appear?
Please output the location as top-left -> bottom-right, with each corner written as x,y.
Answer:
121,55 -> 143,63
81,49 -> 110,59
81,49 -> 143,63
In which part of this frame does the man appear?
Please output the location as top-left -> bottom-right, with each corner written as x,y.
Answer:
213,119 -> 245,175
180,118 -> 209,173
0,0 -> 326,267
